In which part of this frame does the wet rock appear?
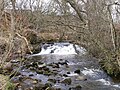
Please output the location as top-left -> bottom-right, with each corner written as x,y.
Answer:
45,83 -> 52,87
46,87 -> 62,90
24,63 -> 31,68
29,74 -> 34,76
44,71 -> 52,76
38,63 -> 46,68
59,59 -> 63,61
34,83 -> 45,90
56,88 -> 62,90
48,63 -> 53,66
48,78 -> 56,83
36,70 -> 43,74
11,59 -> 20,63
67,72 -> 70,74
52,71 -> 58,76
52,63 -> 60,68
74,69 -> 80,74
30,86 -> 34,90
61,78 -> 72,85
74,85 -> 82,90
17,85 -> 23,90
52,69 -> 58,72
69,85 -> 82,90
58,61 -> 67,65
63,74 -> 68,77
76,76 -> 87,81
43,67 -> 49,71
29,67 -> 36,70
38,79 -> 42,82
42,83 -> 52,90
45,87 -> 55,90
31,62 -> 38,67
58,60 -> 69,65
32,80 -> 38,84
38,62 -> 44,65
65,60 -> 69,63
42,44 -> 50,49
65,65 -> 69,68
18,75 -> 24,81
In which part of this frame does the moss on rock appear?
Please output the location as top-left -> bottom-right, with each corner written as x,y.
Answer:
61,78 -> 72,85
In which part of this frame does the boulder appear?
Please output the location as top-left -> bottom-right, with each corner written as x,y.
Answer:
74,69 -> 81,74
61,78 -> 72,85
76,75 -> 87,81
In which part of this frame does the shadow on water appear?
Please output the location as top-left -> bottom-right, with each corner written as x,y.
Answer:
10,43 -> 120,90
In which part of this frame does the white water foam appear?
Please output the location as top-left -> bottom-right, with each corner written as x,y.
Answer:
40,43 -> 76,55
67,72 -> 79,76
113,85 -> 120,88
81,68 -> 104,78
32,43 -> 86,55
96,79 -> 120,88
75,45 -> 86,54
96,79 -> 111,85
82,68 -> 120,88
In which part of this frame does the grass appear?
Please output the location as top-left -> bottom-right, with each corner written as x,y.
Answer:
3,82 -> 15,90
0,74 -> 15,90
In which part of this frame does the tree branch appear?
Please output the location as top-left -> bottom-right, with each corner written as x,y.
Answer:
65,0 -> 86,23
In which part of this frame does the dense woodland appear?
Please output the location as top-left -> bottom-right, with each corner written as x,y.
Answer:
0,0 -> 120,89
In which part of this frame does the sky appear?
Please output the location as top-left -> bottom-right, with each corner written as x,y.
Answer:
4,0 -> 120,21
5,0 -> 51,10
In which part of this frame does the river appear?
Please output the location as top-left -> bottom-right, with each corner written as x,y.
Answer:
11,42 -> 120,90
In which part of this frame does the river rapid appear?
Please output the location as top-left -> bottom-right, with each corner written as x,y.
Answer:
11,42 -> 120,90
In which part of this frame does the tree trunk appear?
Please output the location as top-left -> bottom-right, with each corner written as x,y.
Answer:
107,4 -> 120,68
65,0 -> 85,23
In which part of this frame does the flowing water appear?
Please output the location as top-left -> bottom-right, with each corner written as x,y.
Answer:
11,42 -> 120,90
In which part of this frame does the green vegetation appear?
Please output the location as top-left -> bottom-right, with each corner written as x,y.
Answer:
0,74 -> 15,90
3,82 -> 15,90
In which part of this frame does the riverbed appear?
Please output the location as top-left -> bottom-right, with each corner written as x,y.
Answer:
10,42 -> 120,90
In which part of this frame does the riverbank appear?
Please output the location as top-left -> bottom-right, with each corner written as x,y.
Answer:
0,74 -> 15,90
0,74 -> 8,89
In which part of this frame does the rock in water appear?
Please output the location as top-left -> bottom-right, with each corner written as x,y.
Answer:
74,69 -> 81,74
61,78 -> 72,85
48,78 -> 56,83
76,76 -> 87,81
69,85 -> 82,90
